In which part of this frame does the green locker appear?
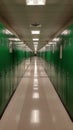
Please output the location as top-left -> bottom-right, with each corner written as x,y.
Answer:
38,23 -> 73,120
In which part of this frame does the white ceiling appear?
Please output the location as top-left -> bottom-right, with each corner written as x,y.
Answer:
0,0 -> 73,50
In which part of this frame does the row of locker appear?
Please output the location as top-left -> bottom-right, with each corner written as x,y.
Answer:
0,23 -> 31,117
38,23 -> 73,120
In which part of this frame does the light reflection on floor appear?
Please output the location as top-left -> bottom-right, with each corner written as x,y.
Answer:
30,59 -> 40,124
31,110 -> 40,123
33,87 -> 38,90
32,92 -> 39,99
34,60 -> 38,77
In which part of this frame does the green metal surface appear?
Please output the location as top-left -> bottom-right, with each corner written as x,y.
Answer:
0,23 -> 31,117
38,23 -> 73,120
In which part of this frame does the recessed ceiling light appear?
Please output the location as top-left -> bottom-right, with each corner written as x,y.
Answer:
9,38 -> 21,41
61,29 -> 71,35
31,30 -> 40,34
48,42 -> 56,45
49,42 -> 53,44
34,47 -> 38,50
33,38 -> 39,41
34,45 -> 38,48
26,0 -> 46,5
46,44 -> 50,47
52,38 -> 60,42
33,42 -> 38,45
3,29 -> 13,35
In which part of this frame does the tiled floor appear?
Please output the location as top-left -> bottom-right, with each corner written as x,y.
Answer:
0,57 -> 73,130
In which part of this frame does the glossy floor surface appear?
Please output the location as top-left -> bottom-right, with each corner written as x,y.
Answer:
0,57 -> 73,130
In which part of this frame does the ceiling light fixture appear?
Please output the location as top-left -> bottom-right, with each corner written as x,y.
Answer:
61,29 -> 71,35
33,42 -> 38,45
9,38 -> 21,41
46,44 -> 50,47
3,29 -> 13,35
33,38 -> 39,41
48,42 -> 56,45
52,38 -> 60,42
34,45 -> 38,48
34,47 -> 37,50
31,30 -> 40,34
26,0 -> 46,5
49,42 -> 53,44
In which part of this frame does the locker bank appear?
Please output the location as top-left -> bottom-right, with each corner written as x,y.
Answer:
0,0 -> 73,130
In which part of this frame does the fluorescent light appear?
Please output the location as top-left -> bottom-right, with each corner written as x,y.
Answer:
46,44 -> 50,47
15,42 -> 24,44
9,38 -> 21,41
34,46 -> 38,49
52,38 -> 60,42
34,45 -> 38,47
33,38 -> 39,41
35,48 -> 37,51
31,30 -> 40,34
33,42 -> 38,45
61,29 -> 71,35
26,0 -> 46,5
48,42 -> 56,45
3,29 -> 13,35
3,29 -> 9,34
